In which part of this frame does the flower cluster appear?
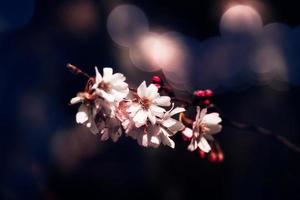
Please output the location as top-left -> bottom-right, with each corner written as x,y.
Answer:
69,65 -> 222,157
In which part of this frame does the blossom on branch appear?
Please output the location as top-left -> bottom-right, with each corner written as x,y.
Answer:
127,81 -> 171,128
126,104 -> 185,148
182,106 -> 222,152
70,92 -> 99,134
92,67 -> 129,102
68,64 -> 223,159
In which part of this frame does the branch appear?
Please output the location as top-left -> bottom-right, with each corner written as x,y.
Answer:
212,105 -> 300,154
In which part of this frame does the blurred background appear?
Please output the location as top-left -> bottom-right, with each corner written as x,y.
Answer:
1,0 -> 300,199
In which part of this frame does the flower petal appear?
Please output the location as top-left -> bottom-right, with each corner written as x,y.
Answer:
182,128 -> 193,138
187,138 -> 198,151
76,105 -> 89,124
161,128 -> 175,148
70,96 -> 82,105
167,121 -> 185,134
111,81 -> 128,91
206,124 -> 222,135
202,113 -> 222,125
137,81 -> 147,98
147,110 -> 156,125
161,118 -> 177,128
141,133 -> 148,147
198,137 -> 211,153
95,67 -> 102,83
150,136 -> 160,147
169,107 -> 185,116
146,84 -> 159,99
153,96 -> 171,107
103,68 -> 113,82
111,73 -> 125,83
133,109 -> 148,128
111,89 -> 128,101
127,103 -> 141,113
150,105 -> 166,118
101,90 -> 115,102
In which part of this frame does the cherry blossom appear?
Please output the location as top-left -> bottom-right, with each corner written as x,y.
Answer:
182,106 -> 222,152
127,81 -> 171,128
92,67 -> 129,102
127,104 -> 185,148
70,93 -> 99,134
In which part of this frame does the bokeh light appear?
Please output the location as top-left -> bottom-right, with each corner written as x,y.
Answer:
220,5 -> 263,36
129,32 -> 162,72
58,0 -> 99,35
107,4 -> 149,47
51,126 -> 100,172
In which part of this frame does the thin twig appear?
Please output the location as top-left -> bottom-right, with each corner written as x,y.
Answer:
217,110 -> 300,154
67,63 -> 90,79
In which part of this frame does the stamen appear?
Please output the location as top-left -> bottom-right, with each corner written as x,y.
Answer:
98,81 -> 112,92
139,98 -> 151,110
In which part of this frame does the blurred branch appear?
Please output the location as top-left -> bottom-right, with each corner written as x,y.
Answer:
213,106 -> 300,154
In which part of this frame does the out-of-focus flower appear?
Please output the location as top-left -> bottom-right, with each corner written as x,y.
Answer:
92,67 -> 129,102
127,104 -> 185,148
97,117 -> 122,142
127,81 -> 171,127
182,106 -> 222,152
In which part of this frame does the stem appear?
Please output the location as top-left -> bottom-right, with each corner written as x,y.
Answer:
67,63 -> 90,79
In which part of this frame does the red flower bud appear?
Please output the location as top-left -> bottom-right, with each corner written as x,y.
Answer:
203,99 -> 210,105
217,152 -> 224,163
194,90 -> 205,97
205,89 -> 213,97
208,152 -> 217,162
198,149 -> 206,158
152,75 -> 162,84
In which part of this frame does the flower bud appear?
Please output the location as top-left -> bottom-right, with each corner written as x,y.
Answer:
205,89 -> 213,97
198,149 -> 206,158
152,75 -> 162,84
194,90 -> 205,97
208,152 -> 217,162
203,99 -> 210,105
217,152 -> 224,163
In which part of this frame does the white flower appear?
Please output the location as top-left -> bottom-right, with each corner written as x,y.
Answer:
70,92 -> 119,138
127,104 -> 185,148
92,67 -> 129,102
182,106 -> 222,152
127,81 -> 171,128
70,94 -> 98,134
